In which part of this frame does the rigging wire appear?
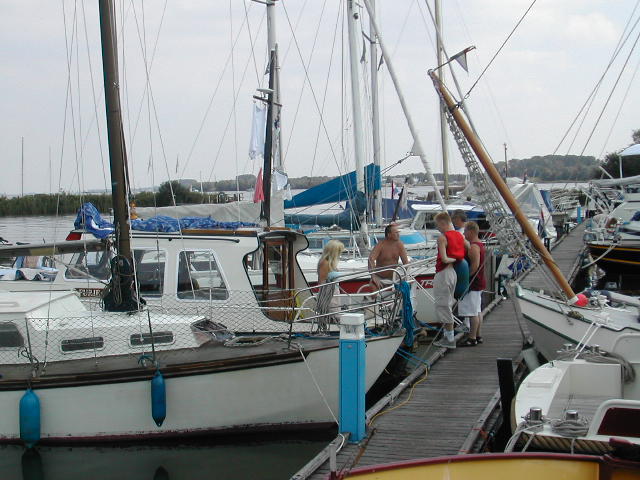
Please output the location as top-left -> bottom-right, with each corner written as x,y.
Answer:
280,1 -> 343,172
282,0 -> 329,163
553,1 -> 640,155
578,27 -> 640,156
464,0 -> 538,100
208,15 -> 268,184
598,54 -> 640,158
310,0 -> 343,177
242,0 -> 262,87
179,6 -> 262,181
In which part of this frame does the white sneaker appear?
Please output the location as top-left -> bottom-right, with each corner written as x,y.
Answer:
434,337 -> 456,349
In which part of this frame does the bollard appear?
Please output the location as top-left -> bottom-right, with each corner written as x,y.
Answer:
339,313 -> 366,443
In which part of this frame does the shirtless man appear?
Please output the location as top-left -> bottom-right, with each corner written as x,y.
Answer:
368,224 -> 410,288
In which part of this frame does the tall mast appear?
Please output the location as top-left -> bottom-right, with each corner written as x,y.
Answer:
430,71 -> 577,303
262,50 -> 276,226
347,0 -> 369,237
369,0 -> 383,226
265,0 -> 286,227
362,0 -> 446,209
347,1 -> 366,198
435,0 -> 449,200
98,0 -> 132,260
266,0 -> 283,170
21,137 -> 24,197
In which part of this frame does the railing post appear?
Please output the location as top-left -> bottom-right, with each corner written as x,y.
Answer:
339,313 -> 366,443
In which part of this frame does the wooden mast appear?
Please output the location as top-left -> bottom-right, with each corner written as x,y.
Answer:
429,71 -> 578,303
99,0 -> 140,311
98,0 -> 132,260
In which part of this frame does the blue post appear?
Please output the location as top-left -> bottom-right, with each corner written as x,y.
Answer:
339,313 -> 366,443
577,206 -> 582,224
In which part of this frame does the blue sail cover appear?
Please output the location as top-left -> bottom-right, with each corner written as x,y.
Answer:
74,203 -> 114,239
285,192 -> 366,229
75,203 -> 256,238
284,163 -> 381,209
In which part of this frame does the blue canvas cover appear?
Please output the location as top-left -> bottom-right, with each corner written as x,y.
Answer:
284,163 -> 381,209
75,203 -> 256,237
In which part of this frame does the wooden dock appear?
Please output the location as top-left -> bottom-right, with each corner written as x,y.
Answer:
294,222 -> 587,479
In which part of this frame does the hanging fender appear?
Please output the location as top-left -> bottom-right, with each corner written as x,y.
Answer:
151,369 -> 167,427
19,389 -> 41,449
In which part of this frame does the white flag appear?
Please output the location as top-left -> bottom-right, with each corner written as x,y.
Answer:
249,102 -> 267,160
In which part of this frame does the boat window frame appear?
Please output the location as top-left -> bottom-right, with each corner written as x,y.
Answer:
129,331 -> 175,348
174,248 -> 230,302
133,247 -> 168,298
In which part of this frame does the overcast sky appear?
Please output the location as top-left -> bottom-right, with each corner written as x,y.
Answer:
0,0 -> 638,196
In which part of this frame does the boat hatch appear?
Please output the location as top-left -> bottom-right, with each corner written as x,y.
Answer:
0,322 -> 24,348
597,406 -> 640,437
61,337 -> 104,353
245,234 -> 297,322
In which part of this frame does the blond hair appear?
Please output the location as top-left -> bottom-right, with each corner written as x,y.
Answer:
320,240 -> 345,272
464,221 -> 479,234
434,211 -> 451,223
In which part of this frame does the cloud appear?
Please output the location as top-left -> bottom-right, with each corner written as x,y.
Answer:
566,12 -> 619,44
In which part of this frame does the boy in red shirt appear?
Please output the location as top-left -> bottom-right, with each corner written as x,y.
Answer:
433,212 -> 466,349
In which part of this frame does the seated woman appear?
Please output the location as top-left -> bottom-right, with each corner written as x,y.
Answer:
315,240 -> 345,331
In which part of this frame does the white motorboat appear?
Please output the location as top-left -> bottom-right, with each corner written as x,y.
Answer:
512,337 -> 640,454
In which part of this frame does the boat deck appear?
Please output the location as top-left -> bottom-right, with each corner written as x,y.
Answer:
297,222 -> 588,479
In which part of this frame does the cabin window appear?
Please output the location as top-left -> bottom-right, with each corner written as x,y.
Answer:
61,337 -> 104,353
134,249 -> 166,297
130,331 -> 174,347
0,322 -> 24,348
177,250 -> 229,300
65,250 -> 112,280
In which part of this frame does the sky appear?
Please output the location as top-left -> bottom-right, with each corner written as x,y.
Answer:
0,0 -> 638,196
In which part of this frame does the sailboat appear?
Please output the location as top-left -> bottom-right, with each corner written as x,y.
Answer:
0,0 -> 406,445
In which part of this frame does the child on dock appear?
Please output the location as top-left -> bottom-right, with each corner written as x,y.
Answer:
433,212 -> 467,349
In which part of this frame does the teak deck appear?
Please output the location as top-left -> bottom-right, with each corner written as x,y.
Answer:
299,222 -> 587,479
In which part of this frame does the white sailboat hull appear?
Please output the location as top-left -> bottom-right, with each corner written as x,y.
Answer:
0,335 -> 403,443
516,287 -> 640,361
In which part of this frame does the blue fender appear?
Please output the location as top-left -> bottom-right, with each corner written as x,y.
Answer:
151,370 -> 167,427
19,389 -> 41,448
453,259 -> 470,299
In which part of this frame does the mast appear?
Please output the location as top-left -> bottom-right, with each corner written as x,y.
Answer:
347,0 -> 369,238
98,0 -> 132,260
362,0 -> 446,209
435,0 -> 449,199
99,0 -> 142,312
21,137 -> 24,197
262,49 -> 276,226
347,0 -> 366,195
430,71 -> 578,303
265,0 -> 286,227
369,0 -> 383,226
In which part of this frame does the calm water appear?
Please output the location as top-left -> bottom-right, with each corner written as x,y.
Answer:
0,215 -> 331,480
0,437 -> 331,480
